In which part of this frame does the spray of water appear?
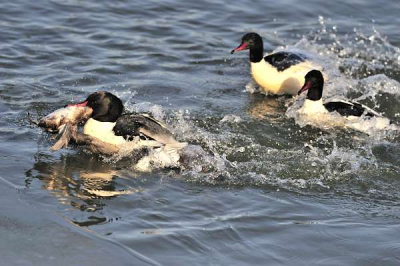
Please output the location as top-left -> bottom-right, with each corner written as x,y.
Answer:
80,21 -> 400,197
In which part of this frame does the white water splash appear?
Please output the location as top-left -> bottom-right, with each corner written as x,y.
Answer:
245,79 -> 261,94
286,96 -> 397,136
86,22 -> 400,194
220,114 -> 243,123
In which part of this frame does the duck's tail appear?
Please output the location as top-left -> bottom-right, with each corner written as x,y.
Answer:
165,141 -> 188,151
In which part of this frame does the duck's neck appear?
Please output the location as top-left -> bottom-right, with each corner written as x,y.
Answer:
84,118 -> 116,135
83,118 -> 126,145
301,99 -> 327,114
249,46 -> 264,63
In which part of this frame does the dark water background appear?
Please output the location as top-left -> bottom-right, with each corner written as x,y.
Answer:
1,0 -> 400,265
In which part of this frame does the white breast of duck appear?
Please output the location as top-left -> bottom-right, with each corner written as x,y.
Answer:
298,99 -> 328,115
83,118 -> 126,145
251,56 -> 318,95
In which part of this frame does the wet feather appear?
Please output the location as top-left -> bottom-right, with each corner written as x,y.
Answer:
37,106 -> 93,133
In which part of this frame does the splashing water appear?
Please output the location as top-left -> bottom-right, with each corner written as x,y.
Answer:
71,21 -> 400,197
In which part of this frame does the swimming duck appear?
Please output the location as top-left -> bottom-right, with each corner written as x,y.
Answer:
297,70 -> 381,116
66,91 -> 187,169
296,70 -> 391,132
231,32 -> 324,95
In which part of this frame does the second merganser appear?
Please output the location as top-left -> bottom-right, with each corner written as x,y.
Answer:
231,32 -> 325,95
295,70 -> 392,133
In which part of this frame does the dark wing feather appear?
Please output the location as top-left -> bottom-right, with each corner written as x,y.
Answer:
113,114 -> 177,145
324,101 -> 378,117
263,52 -> 306,72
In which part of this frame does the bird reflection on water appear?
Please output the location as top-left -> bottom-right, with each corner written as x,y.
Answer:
246,93 -> 290,120
25,152 -> 142,225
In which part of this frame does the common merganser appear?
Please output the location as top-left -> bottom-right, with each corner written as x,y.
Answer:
67,91 -> 187,170
296,70 -> 392,132
231,32 -> 324,95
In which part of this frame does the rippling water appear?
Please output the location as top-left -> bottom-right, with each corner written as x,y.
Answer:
1,0 -> 400,265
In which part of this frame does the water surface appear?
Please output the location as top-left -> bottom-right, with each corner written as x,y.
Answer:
1,0 -> 400,265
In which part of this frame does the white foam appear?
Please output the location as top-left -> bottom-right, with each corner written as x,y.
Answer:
245,79 -> 260,94
220,114 -> 243,123
83,22 -> 400,194
286,97 -> 397,136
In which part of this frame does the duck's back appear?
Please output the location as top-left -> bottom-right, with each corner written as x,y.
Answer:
114,114 -> 187,149
264,52 -> 306,72
324,100 -> 380,117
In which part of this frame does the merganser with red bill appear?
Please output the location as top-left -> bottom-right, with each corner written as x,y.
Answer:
297,70 -> 382,116
52,91 -> 187,171
68,91 -> 186,147
67,91 -> 187,169
295,70 -> 393,132
231,32 -> 325,95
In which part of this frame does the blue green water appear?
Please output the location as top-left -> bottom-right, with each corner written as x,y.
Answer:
1,0 -> 400,265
